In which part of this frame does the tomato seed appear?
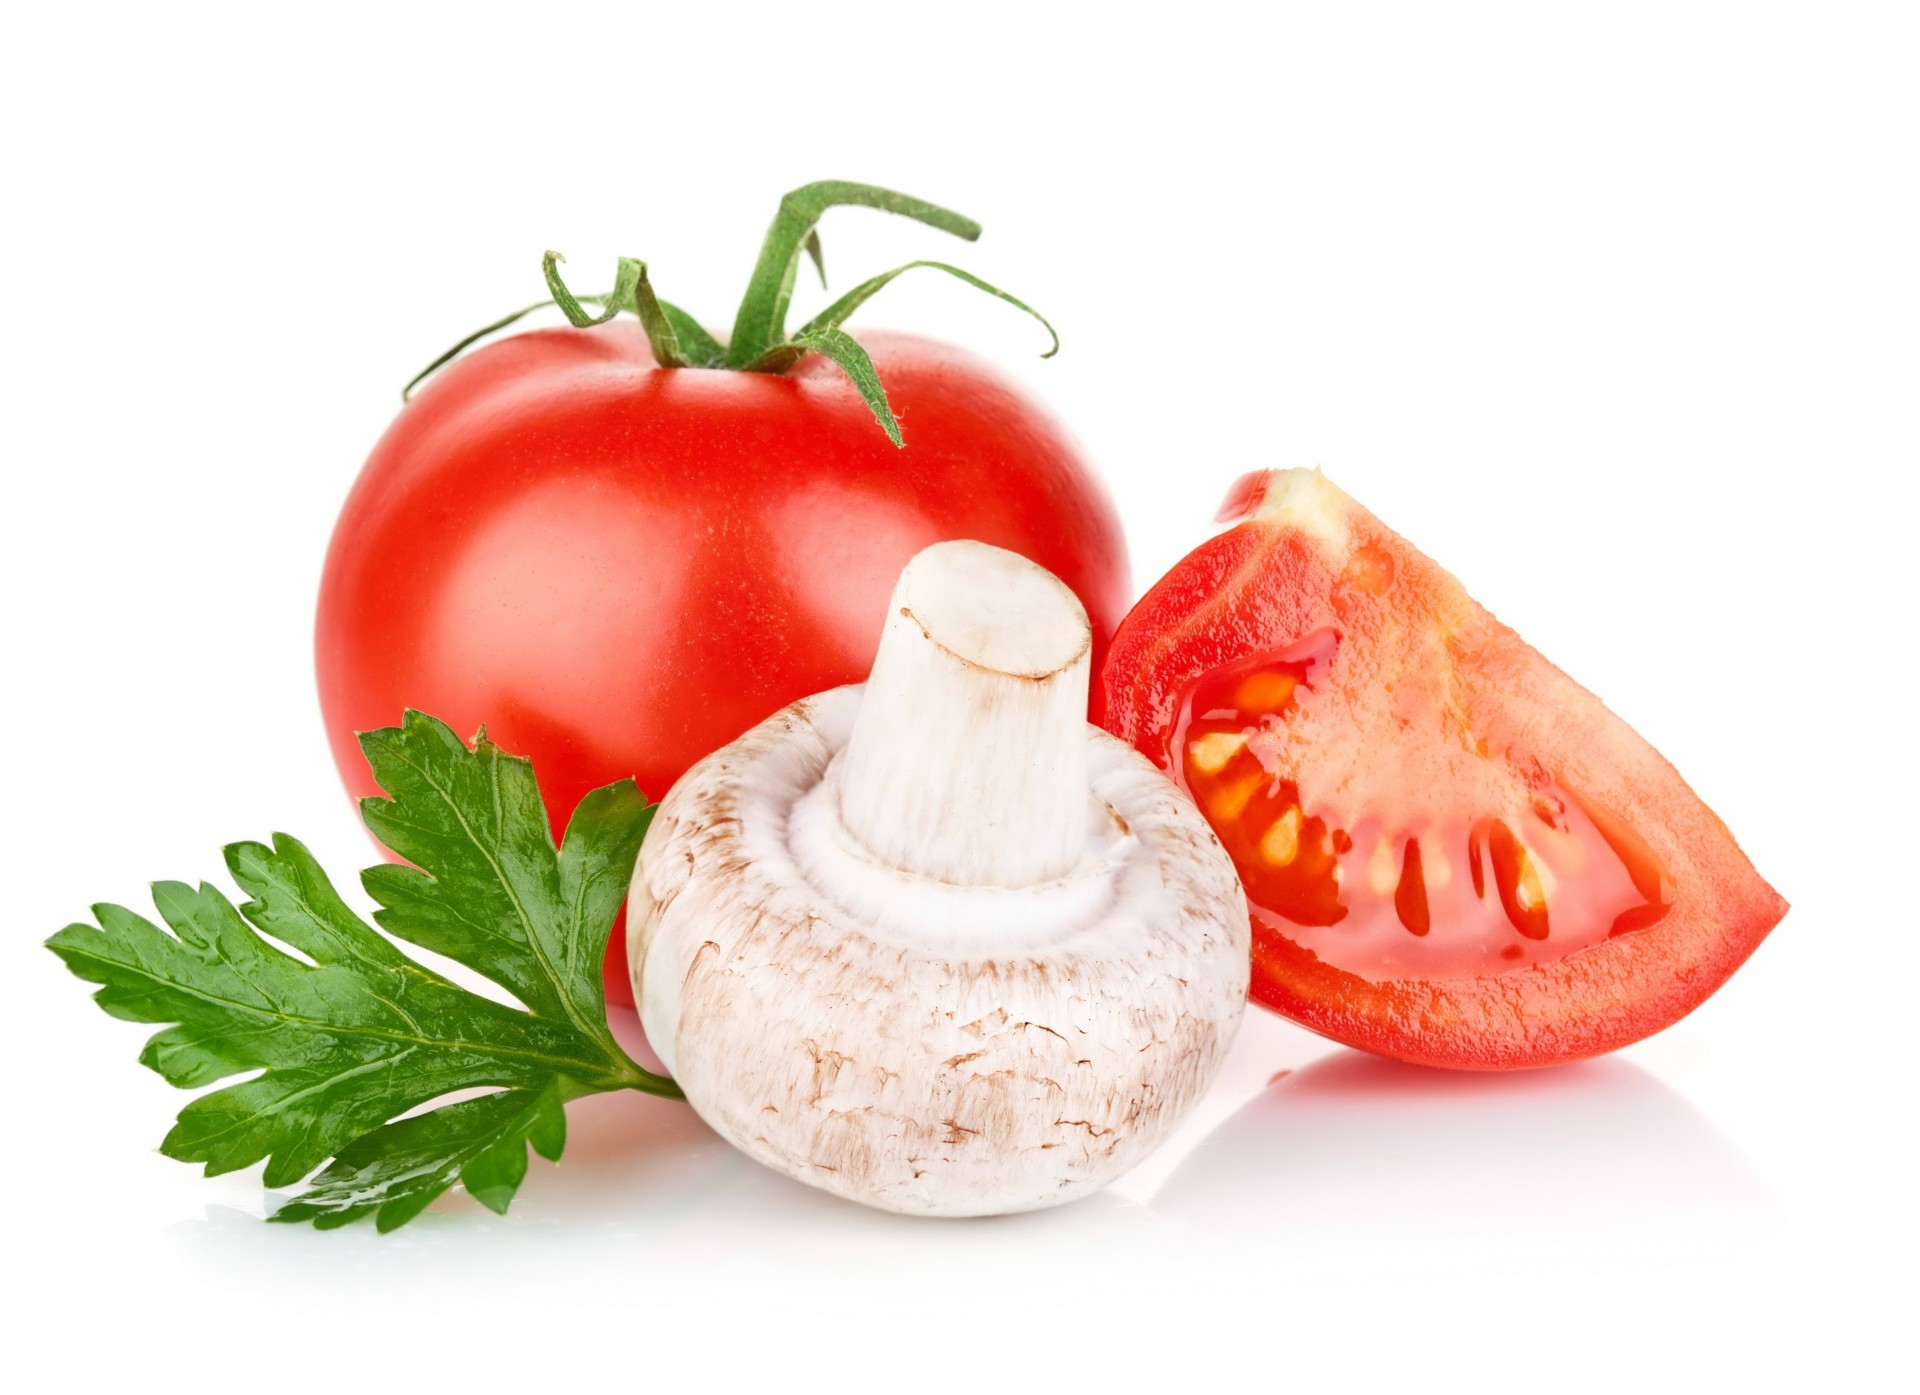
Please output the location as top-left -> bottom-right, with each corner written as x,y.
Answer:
1187,731 -> 1247,775
1490,821 -> 1551,940
1260,807 -> 1302,865
1395,839 -> 1432,936
1233,671 -> 1299,714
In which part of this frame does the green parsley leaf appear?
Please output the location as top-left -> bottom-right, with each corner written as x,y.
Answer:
270,1079 -> 569,1232
46,711 -> 680,1230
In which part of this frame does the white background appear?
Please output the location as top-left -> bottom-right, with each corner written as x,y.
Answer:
3,3 -> 1914,1390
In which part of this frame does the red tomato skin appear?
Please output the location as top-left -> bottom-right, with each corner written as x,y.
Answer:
1095,485 -> 1785,1070
317,322 -> 1129,1004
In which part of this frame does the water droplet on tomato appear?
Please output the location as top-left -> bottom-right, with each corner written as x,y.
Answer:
1341,543 -> 1396,597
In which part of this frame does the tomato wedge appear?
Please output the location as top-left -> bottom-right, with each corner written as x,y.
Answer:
1095,469 -> 1785,1069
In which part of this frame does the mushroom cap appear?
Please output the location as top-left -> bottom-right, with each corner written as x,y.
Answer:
629,684 -> 1250,1217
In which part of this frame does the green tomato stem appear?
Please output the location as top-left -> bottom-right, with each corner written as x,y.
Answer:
725,180 -> 980,368
398,180 -> 1056,449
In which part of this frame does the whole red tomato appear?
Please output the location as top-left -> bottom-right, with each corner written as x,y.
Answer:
317,188 -> 1128,1005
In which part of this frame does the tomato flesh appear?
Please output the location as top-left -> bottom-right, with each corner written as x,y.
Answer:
1096,469 -> 1784,1069
1172,633 -> 1672,983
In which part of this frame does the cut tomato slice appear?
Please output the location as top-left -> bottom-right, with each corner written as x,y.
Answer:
1095,469 -> 1785,1069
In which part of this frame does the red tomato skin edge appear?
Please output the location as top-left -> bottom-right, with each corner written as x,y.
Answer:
317,323 -> 1131,1008
1094,519 -> 1788,1071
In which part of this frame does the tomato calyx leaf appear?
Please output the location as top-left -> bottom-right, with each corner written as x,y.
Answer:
46,711 -> 679,1232
400,180 -> 1059,448
771,325 -> 905,447
398,278 -> 723,398
544,252 -> 693,370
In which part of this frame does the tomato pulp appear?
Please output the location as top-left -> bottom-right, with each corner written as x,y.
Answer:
317,323 -> 1129,1004
1095,469 -> 1783,1069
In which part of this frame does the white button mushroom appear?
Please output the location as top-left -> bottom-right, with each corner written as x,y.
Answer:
628,540 -> 1249,1216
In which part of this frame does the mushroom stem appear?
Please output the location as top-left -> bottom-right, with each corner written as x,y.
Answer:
830,540 -> 1094,889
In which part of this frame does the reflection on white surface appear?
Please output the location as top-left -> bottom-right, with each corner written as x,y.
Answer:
169,1008 -> 1775,1295
1148,1040 -> 1779,1266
